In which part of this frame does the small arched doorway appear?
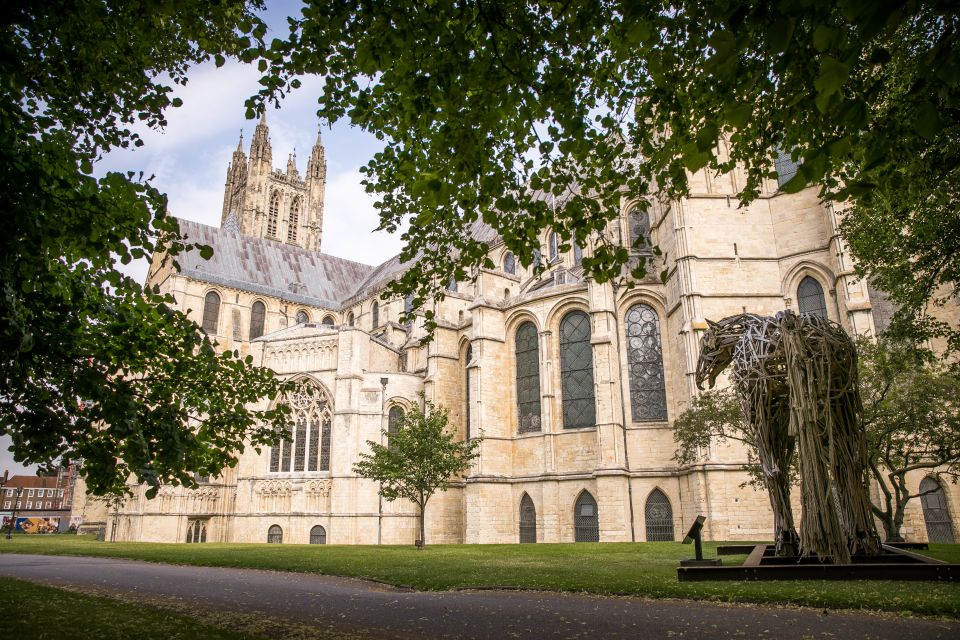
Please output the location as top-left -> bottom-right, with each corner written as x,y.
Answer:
574,491 -> 599,542
645,489 -> 675,541
519,494 -> 536,544
920,477 -> 956,543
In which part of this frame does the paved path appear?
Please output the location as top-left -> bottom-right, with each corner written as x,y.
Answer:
1,554 -> 957,639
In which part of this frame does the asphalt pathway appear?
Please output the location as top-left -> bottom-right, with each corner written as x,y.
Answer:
1,554 -> 957,639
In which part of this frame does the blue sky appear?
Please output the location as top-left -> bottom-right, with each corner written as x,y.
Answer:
2,1 -> 406,478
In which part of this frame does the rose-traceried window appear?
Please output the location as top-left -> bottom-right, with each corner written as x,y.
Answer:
270,382 -> 333,473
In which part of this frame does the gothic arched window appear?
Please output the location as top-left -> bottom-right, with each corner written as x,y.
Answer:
920,477 -> 955,543
322,315 -> 334,326
573,242 -> 583,267
295,309 -> 309,324
388,405 -> 404,444
249,301 -> 266,340
267,524 -> 283,544
519,494 -> 537,543
774,146 -> 800,188
310,525 -> 327,544
503,251 -> 516,275
287,198 -> 300,244
270,382 -> 333,473
625,304 -> 668,421
371,301 -> 380,328
186,519 -> 207,543
515,322 -> 541,433
560,311 -> 595,429
403,293 -> 414,328
202,291 -> 220,335
628,207 -> 651,252
797,276 -> 828,319
464,344 -> 473,440
574,491 -> 599,542
347,311 -> 355,327
645,489 -> 675,541
267,191 -> 280,238
548,232 -> 559,262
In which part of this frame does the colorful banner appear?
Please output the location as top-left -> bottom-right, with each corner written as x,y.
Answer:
2,516 -> 60,533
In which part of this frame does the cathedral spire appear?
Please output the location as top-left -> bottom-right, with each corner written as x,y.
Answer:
286,150 -> 300,179
306,128 -> 326,181
249,111 -> 272,170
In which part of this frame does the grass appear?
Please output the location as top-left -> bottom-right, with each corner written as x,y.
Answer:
0,576 -> 258,640
3,535 -> 959,618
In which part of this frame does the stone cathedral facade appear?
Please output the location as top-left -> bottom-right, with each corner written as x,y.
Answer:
86,119 -> 959,546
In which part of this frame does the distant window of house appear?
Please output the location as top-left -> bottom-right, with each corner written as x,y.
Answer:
644,489 -> 675,541
797,276 -> 828,319
202,291 -> 221,335
519,494 -> 537,543
28,489 -> 34,497
574,491 -> 599,542
625,304 -> 668,421
503,251 -> 516,275
250,301 -> 266,340
287,197 -> 300,244
515,322 -> 541,433
295,309 -> 309,324
321,315 -> 334,326
560,311 -> 595,429
3,501 -> 9,509
267,191 -> 281,238
774,146 -> 800,188
310,525 -> 327,544
267,524 -> 283,544
26,501 -> 32,509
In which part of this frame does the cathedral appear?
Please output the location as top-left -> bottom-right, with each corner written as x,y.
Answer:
78,116 -> 958,546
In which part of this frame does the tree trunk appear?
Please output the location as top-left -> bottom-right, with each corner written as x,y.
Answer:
418,498 -> 426,550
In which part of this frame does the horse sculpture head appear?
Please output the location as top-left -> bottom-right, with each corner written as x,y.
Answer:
695,314 -> 759,390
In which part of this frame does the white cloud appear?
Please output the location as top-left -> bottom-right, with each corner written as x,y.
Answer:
322,170 -> 406,266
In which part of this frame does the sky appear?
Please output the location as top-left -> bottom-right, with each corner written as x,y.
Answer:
1,1 -> 406,478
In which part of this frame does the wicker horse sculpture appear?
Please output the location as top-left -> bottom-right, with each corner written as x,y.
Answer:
695,310 -> 880,563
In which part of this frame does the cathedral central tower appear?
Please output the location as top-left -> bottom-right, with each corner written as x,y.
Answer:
220,114 -> 327,252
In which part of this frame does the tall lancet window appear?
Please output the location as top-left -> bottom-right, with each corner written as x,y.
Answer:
797,276 -> 828,319
515,322 -> 541,433
270,382 -> 333,473
249,301 -> 265,340
560,311 -> 595,429
202,291 -> 220,335
267,191 -> 280,238
287,198 -> 300,244
625,304 -> 668,421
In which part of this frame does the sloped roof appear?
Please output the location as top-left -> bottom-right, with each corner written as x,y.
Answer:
3,475 -> 59,489
174,217 -> 377,309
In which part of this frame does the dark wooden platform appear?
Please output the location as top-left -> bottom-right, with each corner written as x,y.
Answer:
678,544 -> 960,582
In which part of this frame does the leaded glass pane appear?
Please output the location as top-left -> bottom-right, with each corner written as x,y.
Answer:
294,417 -> 307,471
628,208 -> 651,252
465,345 -> 473,440
281,425 -> 293,472
267,525 -> 283,544
310,525 -> 327,544
645,489 -> 675,541
519,494 -> 536,543
560,311 -> 595,429
202,291 -> 220,335
250,301 -> 266,340
774,147 -> 799,188
308,416 -> 320,472
515,322 -> 541,433
504,251 -> 516,275
388,406 -> 404,447
269,426 -> 281,472
626,304 -> 668,421
920,477 -> 955,543
574,492 -> 599,542
320,418 -> 331,471
797,276 -> 828,319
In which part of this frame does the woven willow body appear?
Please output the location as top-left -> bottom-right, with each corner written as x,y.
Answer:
696,311 -> 880,563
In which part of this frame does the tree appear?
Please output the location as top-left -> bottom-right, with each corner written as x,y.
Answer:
353,398 -> 480,547
858,338 -> 960,541
674,337 -> 960,541
255,1 -> 960,346
1,1 -> 293,497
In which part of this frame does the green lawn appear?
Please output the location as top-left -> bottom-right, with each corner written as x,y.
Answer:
0,576 -> 258,640
3,535 -> 959,618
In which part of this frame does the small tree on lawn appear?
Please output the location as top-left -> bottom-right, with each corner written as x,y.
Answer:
674,337 -> 960,542
353,397 -> 480,548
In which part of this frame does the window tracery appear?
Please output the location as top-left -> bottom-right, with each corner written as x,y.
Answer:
797,276 -> 828,319
270,382 -> 333,473
267,191 -> 280,238
625,304 -> 668,421
560,311 -> 595,429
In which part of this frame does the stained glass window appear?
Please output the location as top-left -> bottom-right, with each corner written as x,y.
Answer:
625,304 -> 668,421
250,301 -> 265,340
267,191 -> 280,238
294,417 -> 307,471
645,489 -> 675,541
560,311 -> 595,429
388,406 -> 404,445
202,291 -> 220,335
270,382 -> 333,474
310,525 -> 327,544
504,251 -> 516,275
519,494 -> 536,543
515,322 -> 541,433
574,491 -> 599,542
774,147 -> 799,188
797,276 -> 828,319
186,519 -> 207,543
628,207 -> 651,252
267,524 -> 283,544
287,198 -> 300,243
